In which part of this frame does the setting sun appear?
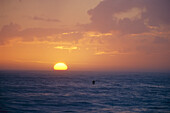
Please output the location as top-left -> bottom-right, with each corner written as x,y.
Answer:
54,63 -> 68,70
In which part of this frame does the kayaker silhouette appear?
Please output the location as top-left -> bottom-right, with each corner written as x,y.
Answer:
92,80 -> 95,85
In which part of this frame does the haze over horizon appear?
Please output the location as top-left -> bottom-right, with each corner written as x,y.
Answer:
0,0 -> 170,71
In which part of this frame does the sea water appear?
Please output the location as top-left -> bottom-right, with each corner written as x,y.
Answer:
0,71 -> 170,113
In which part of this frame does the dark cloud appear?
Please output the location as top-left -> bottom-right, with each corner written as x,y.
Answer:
142,0 -> 170,26
0,23 -> 62,43
0,23 -> 83,44
84,0 -> 170,33
33,16 -> 60,22
0,23 -> 20,43
153,37 -> 169,44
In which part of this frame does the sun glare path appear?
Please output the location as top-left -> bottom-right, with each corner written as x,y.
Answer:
54,63 -> 68,70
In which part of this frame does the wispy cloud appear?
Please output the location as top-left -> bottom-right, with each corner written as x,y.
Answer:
54,46 -> 78,50
32,16 -> 60,22
95,51 -> 128,56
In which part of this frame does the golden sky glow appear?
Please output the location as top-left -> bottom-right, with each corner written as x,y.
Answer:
0,0 -> 170,71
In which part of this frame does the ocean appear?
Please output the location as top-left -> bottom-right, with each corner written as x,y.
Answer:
0,71 -> 170,113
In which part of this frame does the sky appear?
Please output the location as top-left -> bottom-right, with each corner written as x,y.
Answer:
0,0 -> 170,71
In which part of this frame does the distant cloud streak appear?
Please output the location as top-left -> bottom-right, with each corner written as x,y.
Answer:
32,16 -> 60,22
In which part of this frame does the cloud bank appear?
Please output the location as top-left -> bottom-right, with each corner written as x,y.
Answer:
84,0 -> 170,33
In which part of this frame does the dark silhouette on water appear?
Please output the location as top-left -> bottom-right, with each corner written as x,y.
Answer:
92,80 -> 95,85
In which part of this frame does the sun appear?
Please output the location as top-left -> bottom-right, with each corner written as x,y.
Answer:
54,62 -> 68,70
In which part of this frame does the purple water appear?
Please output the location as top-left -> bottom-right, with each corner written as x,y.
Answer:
0,71 -> 170,113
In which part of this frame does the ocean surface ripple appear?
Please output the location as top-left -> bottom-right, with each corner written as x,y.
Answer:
0,71 -> 170,113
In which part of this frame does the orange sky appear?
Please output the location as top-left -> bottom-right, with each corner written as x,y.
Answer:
0,0 -> 170,71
